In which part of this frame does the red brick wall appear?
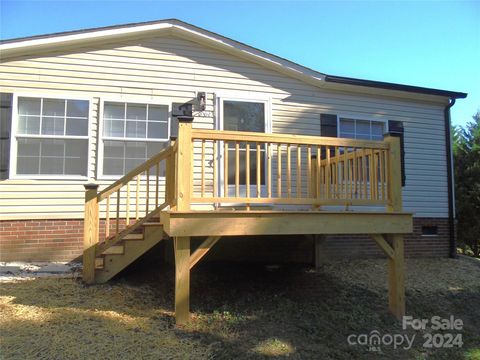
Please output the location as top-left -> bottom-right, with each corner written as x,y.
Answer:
0,217 -> 451,262
0,219 -> 84,262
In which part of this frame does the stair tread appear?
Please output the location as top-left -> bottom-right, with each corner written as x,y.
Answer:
102,245 -> 124,255
123,233 -> 144,240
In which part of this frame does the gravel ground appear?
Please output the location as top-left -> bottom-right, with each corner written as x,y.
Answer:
0,257 -> 479,359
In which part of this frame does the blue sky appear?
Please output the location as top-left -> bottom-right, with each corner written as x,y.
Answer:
1,0 -> 478,127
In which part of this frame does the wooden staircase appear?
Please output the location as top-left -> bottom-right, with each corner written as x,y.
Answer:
94,223 -> 167,283
83,142 -> 177,284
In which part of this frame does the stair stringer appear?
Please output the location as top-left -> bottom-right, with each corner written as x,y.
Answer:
95,225 -> 166,283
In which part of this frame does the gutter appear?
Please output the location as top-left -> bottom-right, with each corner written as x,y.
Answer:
445,99 -> 457,258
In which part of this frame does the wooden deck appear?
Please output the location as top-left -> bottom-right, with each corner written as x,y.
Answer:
83,116 -> 411,325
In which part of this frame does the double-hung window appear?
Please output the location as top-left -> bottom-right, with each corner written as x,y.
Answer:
13,96 -> 89,177
339,117 -> 386,141
101,101 -> 170,176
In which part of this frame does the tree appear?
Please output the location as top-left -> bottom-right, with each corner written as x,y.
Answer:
453,111 -> 480,257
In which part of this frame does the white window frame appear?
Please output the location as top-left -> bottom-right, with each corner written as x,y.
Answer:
9,93 -> 92,180
98,98 -> 172,180
215,93 -> 272,198
336,113 -> 389,140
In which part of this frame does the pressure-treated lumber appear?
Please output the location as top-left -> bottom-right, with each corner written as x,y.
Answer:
176,120 -> 193,211
174,236 -> 191,325
388,234 -> 405,319
189,236 -> 222,269
385,136 -> 402,212
161,210 -> 413,237
370,234 -> 395,259
95,225 -> 165,283
83,184 -> 99,284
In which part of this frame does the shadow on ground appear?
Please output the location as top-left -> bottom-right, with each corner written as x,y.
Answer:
1,260 -> 479,359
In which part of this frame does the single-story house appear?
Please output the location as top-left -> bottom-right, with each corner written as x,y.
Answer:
0,19 -> 466,267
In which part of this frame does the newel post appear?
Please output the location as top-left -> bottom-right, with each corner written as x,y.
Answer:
166,136 -> 177,206
176,116 -> 193,211
83,183 -> 99,284
385,135 -> 402,212
173,116 -> 193,325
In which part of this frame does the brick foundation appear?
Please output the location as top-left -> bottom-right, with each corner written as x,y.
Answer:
0,217 -> 451,262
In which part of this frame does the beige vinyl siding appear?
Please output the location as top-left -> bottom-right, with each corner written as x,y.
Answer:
0,35 -> 448,219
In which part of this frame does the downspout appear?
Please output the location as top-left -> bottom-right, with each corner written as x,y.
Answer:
444,98 -> 456,258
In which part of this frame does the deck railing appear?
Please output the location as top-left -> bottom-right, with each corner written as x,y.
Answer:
84,117 -> 402,282
175,119 -> 402,212
83,140 -> 177,283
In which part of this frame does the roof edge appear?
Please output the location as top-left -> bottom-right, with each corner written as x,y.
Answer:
324,75 -> 467,99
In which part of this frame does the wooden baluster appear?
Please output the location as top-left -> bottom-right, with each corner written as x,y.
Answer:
201,140 -> 205,198
335,147 -> 339,198
136,175 -> 140,220
380,149 -> 386,201
116,190 -> 120,236
374,150 -> 379,200
267,143 -> 272,198
307,146 -> 312,198
287,144 -> 291,198
224,142 -> 228,197
146,169 -> 150,214
213,140 -> 217,198
106,195 -> 110,238
326,146 -> 331,199
246,143 -> 250,198
316,147 -> 321,199
369,149 -> 375,200
353,149 -> 357,199
362,149 -> 367,200
277,143 -> 282,197
256,143 -> 261,198
343,148 -> 348,200
235,142 -> 240,198
155,163 -> 159,208
297,145 -> 302,198
126,183 -> 130,226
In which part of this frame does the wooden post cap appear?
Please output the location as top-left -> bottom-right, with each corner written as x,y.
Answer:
84,183 -> 99,190
170,136 -> 178,141
177,116 -> 194,123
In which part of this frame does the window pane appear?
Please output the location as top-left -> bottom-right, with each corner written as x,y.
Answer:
126,120 -> 146,138
18,98 -> 41,116
125,141 -> 147,159
66,118 -> 88,136
17,138 -> 40,156
103,140 -> 125,176
66,100 -> 89,118
340,119 -> 355,133
64,140 -> 88,175
372,122 -> 384,137
43,99 -> 65,117
127,103 -> 146,120
356,120 -> 370,136
224,101 -> 265,132
147,121 -> 168,139
104,119 -> 124,137
41,156 -> 64,174
147,142 -> 166,157
42,116 -> 64,135
104,102 -> 124,119
18,115 -> 40,134
17,156 -> 40,174
41,139 -> 64,156
148,105 -> 168,121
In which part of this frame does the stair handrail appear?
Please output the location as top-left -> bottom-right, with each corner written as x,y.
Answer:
83,139 -> 177,284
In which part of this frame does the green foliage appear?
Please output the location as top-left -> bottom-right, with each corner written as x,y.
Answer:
453,111 -> 480,257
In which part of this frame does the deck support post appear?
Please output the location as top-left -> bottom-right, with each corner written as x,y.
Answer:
83,183 -> 99,284
388,234 -> 405,320
174,236 -> 191,325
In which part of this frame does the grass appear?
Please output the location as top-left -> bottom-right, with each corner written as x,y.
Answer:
1,257 -> 479,359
